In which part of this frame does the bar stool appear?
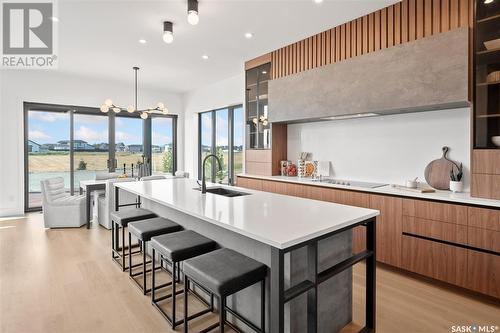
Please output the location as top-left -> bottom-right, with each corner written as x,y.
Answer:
182,248 -> 267,333
110,208 -> 157,271
150,230 -> 217,329
128,217 -> 182,294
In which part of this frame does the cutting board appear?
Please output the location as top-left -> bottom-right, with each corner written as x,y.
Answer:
424,147 -> 459,190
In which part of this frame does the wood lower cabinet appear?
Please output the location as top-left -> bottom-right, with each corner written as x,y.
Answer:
402,235 -> 468,287
236,176 -> 500,299
467,250 -> 500,299
370,195 -> 402,267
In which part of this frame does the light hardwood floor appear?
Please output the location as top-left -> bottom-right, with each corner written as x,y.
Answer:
0,213 -> 499,333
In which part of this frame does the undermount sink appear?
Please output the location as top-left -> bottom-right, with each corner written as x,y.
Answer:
196,187 -> 250,197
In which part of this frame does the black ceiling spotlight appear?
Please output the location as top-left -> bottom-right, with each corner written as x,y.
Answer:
163,21 -> 173,44
187,0 -> 199,25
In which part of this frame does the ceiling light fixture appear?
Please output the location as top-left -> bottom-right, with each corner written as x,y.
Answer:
138,39 -> 147,44
202,54 -> 209,60
163,21 -> 174,44
187,0 -> 199,25
314,0 -> 324,3
321,113 -> 380,121
101,67 -> 168,120
50,16 -> 59,22
245,32 -> 253,39
484,0 -> 494,3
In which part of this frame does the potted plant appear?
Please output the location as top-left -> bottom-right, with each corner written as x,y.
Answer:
449,163 -> 463,193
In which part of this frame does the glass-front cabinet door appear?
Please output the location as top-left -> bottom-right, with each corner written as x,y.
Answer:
246,62 -> 271,149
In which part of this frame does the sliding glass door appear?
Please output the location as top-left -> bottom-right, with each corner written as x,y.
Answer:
26,110 -> 71,209
198,105 -> 243,185
73,112 -> 109,192
24,102 -> 177,211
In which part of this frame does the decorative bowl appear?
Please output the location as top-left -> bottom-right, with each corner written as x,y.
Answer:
492,136 -> 500,147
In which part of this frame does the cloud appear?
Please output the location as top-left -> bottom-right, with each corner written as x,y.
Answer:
116,131 -> 141,144
29,112 -> 68,123
75,126 -> 107,143
29,130 -> 51,141
76,114 -> 108,125
152,131 -> 171,145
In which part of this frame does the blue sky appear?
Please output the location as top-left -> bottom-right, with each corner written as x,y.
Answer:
201,107 -> 244,147
28,111 -> 173,146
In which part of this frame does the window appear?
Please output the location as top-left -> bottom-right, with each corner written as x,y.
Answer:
24,102 -> 177,211
198,105 -> 243,185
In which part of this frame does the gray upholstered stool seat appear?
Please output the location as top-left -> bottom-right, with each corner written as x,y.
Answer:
150,230 -> 217,329
127,217 -> 182,295
111,208 -> 156,227
183,248 -> 267,333
128,217 -> 181,242
151,230 -> 216,262
183,248 -> 267,296
111,208 -> 157,271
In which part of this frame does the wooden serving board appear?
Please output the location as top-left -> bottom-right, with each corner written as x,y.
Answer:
424,147 -> 459,190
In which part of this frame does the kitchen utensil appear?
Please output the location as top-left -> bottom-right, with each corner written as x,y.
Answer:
484,38 -> 500,50
424,146 -> 460,190
297,159 -> 305,178
492,136 -> 500,147
391,184 -> 436,193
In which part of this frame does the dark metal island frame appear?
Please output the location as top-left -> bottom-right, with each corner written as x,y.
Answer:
114,178 -> 379,333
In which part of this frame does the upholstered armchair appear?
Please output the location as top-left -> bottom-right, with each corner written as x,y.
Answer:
140,175 -> 166,181
40,177 -> 86,228
97,178 -> 138,230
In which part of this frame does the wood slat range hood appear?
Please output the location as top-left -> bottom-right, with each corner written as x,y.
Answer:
268,27 -> 469,124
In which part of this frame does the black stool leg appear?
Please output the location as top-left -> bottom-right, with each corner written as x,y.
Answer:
183,275 -> 189,333
172,261 -> 177,329
128,232 -> 132,275
261,279 -> 265,333
111,221 -> 115,259
122,225 -> 126,271
219,296 -> 225,333
152,248 -> 156,302
143,241 -> 147,295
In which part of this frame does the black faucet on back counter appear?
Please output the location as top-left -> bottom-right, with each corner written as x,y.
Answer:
201,154 -> 222,194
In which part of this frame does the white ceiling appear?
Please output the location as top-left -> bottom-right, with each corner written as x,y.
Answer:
58,0 -> 399,93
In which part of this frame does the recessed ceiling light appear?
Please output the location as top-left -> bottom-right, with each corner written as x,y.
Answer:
244,32 -> 253,39
202,54 -> 209,60
314,0 -> 323,3
138,39 -> 147,44
50,16 -> 59,22
262,71 -> 267,74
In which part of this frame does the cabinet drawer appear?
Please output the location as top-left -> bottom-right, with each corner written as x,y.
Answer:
471,174 -> 500,200
261,180 -> 287,195
402,216 -> 467,245
402,235 -> 467,287
467,227 -> 500,253
245,162 -> 272,176
236,177 -> 262,191
472,150 -> 500,175
468,207 -> 500,231
467,250 -> 500,299
245,149 -> 272,163
402,199 -> 467,225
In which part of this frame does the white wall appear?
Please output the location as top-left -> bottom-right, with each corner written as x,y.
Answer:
0,70 -> 183,217
182,73 -> 245,178
288,108 -> 471,189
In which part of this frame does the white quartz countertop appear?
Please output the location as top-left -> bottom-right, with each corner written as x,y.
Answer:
115,178 -> 379,249
238,174 -> 500,208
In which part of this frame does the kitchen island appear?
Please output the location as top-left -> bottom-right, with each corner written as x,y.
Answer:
115,178 -> 379,333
